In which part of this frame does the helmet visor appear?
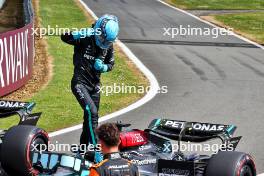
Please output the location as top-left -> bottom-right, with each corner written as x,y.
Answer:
95,32 -> 112,49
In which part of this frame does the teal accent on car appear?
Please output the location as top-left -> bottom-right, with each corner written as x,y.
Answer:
152,118 -> 161,130
227,125 -> 235,135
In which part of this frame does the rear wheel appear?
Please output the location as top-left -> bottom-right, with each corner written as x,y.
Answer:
205,151 -> 256,176
0,125 -> 49,176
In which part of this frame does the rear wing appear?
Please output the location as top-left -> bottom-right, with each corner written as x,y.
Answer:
147,119 -> 240,144
0,100 -> 41,126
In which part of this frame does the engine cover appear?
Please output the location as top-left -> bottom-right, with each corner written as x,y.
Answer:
120,130 -> 148,148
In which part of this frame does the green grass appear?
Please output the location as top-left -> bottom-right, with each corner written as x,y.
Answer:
166,0 -> 264,10
165,0 -> 264,44
0,0 -> 148,131
214,12 -> 264,44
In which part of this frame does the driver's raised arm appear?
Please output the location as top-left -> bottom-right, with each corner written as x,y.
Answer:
61,29 -> 91,46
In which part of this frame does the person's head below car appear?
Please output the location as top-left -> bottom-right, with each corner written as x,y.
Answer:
89,123 -> 139,176
96,122 -> 120,154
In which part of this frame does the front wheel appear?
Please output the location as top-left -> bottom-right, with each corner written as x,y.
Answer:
205,151 -> 256,176
0,125 -> 49,176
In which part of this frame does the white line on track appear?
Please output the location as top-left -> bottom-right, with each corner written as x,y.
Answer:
157,0 -> 264,51
48,0 -> 160,138
157,1 -> 264,175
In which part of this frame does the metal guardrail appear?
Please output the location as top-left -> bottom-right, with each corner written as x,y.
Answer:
23,0 -> 34,24
0,0 -> 35,97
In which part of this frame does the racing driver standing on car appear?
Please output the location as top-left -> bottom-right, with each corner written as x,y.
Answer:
61,14 -> 119,163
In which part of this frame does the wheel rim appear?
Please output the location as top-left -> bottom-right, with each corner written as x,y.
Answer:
30,137 -> 46,151
240,165 -> 253,176
29,136 -> 47,159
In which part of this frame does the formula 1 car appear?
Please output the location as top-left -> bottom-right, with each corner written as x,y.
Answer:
0,100 -> 256,176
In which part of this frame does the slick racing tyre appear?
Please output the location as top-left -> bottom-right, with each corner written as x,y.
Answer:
205,151 -> 256,176
0,125 -> 49,176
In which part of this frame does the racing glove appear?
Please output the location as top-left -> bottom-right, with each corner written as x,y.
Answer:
72,28 -> 93,40
94,59 -> 108,73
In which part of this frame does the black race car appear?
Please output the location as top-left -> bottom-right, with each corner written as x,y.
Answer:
0,100 -> 256,176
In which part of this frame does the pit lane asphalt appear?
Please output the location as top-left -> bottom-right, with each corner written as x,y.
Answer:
52,0 -> 264,173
